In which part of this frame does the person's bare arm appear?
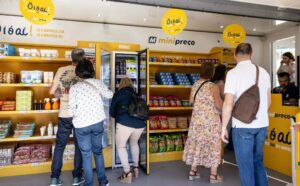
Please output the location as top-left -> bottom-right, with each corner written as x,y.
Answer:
211,84 -> 223,111
221,93 -> 234,143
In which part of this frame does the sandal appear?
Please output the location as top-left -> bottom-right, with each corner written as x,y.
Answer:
210,174 -> 223,184
189,169 -> 200,181
119,171 -> 132,184
133,167 -> 139,178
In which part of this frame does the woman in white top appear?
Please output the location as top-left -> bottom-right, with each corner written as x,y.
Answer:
68,59 -> 113,186
277,52 -> 296,83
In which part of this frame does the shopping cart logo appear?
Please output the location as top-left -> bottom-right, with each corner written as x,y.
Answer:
148,36 -> 157,44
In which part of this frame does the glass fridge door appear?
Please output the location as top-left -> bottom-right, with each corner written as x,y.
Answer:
100,49 -> 112,148
137,49 -> 149,174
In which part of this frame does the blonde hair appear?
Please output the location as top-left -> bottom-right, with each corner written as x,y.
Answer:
119,77 -> 134,90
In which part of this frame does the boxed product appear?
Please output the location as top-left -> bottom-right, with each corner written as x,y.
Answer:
0,44 -> 16,56
20,71 -> 43,84
40,50 -> 58,58
0,120 -> 12,139
0,144 -> 15,166
167,117 -> 177,129
0,72 -> 16,84
173,73 -> 191,85
13,122 -> 35,138
1,100 -> 16,111
43,71 -> 54,83
178,117 -> 188,129
16,90 -> 32,111
155,72 -> 174,85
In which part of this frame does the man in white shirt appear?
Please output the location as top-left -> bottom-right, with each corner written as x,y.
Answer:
221,43 -> 271,186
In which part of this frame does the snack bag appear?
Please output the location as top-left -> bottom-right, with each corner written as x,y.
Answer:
159,115 -> 169,129
166,135 -> 175,152
158,135 -> 166,152
149,116 -> 159,130
150,136 -> 159,153
175,134 -> 183,151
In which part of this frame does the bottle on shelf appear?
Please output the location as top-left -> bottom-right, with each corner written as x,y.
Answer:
51,98 -> 59,110
47,121 -> 53,136
44,98 -> 51,110
33,99 -> 38,110
38,99 -> 43,110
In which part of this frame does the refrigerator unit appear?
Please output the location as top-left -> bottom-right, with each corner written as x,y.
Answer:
99,48 -> 149,173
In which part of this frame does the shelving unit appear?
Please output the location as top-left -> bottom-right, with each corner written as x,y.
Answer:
150,129 -> 188,134
150,151 -> 184,163
0,56 -> 71,63
0,83 -> 52,87
0,43 -> 77,177
147,48 -> 235,165
0,110 -> 59,115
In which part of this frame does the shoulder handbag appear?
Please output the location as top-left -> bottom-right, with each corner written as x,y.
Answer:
232,64 -> 260,124
193,80 -> 210,102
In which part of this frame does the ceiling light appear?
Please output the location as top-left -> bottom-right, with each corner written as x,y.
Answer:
157,6 -> 160,8
253,28 -> 257,32
143,18 -> 147,21
97,13 -> 101,17
220,25 -> 224,29
275,20 -> 287,26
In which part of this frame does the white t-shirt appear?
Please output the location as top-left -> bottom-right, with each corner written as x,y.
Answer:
224,60 -> 271,128
68,78 -> 113,128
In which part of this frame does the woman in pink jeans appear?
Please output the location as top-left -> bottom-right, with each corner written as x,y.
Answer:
109,77 -> 146,183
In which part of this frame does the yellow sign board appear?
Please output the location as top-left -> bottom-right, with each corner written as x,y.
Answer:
20,0 -> 55,25
223,24 -> 246,46
161,9 -> 187,36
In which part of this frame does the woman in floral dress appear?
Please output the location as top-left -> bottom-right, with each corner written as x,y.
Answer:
183,62 -> 223,183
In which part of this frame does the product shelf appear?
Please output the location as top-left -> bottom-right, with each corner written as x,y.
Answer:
0,135 -> 73,143
149,129 -> 188,134
149,107 -> 193,111
0,83 -> 52,87
0,56 -> 71,63
150,85 -> 192,89
149,62 -> 202,68
150,151 -> 183,163
0,146 -> 112,177
0,110 -> 59,115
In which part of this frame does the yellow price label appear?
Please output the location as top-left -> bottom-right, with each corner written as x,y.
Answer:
20,0 -> 55,25
223,24 -> 246,46
161,9 -> 187,36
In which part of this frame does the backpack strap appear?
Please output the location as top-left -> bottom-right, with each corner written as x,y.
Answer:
255,65 -> 259,85
193,80 -> 210,102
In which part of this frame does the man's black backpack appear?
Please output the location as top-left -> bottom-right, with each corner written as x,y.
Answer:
124,90 -> 149,121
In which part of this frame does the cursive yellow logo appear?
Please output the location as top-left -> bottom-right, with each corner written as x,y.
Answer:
223,24 -> 246,46
20,0 -> 55,25
161,9 -> 187,36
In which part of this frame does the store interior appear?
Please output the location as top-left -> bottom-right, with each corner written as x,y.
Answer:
0,0 -> 300,186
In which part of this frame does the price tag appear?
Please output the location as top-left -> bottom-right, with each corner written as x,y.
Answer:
22,57 -> 31,60
32,162 -> 41,166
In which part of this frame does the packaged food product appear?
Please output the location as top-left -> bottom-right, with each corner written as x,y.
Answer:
175,134 -> 184,151
44,98 -> 51,110
174,97 -> 182,106
51,98 -> 60,110
166,135 -> 175,152
163,97 -> 170,107
158,97 -> 165,107
158,135 -> 166,152
149,136 -> 158,153
168,96 -> 177,107
159,115 -> 169,129
178,117 -> 188,129
168,117 -> 177,129
149,97 -> 154,107
153,96 -> 159,107
149,116 -> 159,130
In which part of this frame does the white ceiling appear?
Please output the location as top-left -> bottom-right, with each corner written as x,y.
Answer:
0,0 -> 298,36
231,0 -> 300,9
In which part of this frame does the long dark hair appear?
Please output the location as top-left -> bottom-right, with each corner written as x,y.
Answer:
211,64 -> 227,82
